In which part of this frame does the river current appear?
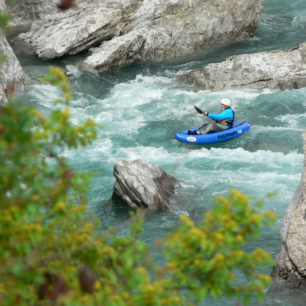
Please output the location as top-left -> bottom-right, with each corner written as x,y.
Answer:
19,0 -> 306,305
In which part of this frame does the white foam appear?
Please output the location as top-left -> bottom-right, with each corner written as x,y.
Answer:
278,113 -> 306,129
102,144 -> 302,179
28,84 -> 62,109
252,124 -> 304,133
25,70 -> 304,223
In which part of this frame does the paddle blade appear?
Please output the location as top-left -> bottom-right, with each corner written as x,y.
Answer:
194,105 -> 203,114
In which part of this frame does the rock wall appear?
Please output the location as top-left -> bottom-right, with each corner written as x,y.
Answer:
176,42 -> 306,91
272,131 -> 306,288
84,0 -> 264,72
0,32 -> 25,105
14,0 -> 264,72
16,0 -> 135,59
7,0 -> 60,35
9,0 -> 59,19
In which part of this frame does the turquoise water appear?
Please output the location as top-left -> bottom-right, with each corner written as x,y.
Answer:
20,0 -> 306,304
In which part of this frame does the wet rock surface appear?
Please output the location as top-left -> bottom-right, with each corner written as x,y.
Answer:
112,159 -> 180,210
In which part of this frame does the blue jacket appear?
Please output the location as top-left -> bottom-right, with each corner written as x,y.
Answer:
208,108 -> 234,124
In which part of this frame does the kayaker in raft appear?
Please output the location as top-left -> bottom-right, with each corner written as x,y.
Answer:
188,98 -> 235,135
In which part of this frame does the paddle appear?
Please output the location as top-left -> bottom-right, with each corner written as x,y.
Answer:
194,105 -> 204,114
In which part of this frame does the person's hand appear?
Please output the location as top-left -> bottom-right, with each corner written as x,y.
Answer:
203,111 -> 208,116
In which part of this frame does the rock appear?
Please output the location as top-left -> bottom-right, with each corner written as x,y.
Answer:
85,0 -> 263,72
177,42 -> 306,91
0,0 -> 6,11
65,64 -> 81,76
15,0 -> 141,59
0,32 -> 26,105
112,159 -> 179,210
7,0 -> 61,36
272,131 -> 306,288
81,30 -> 146,73
15,0 -> 263,71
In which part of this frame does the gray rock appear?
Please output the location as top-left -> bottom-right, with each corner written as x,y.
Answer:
14,0 -> 263,71
139,0 -> 262,61
0,32 -> 26,105
112,159 -> 179,210
0,0 -> 6,11
86,0 -> 263,71
65,64 -> 81,76
177,42 -> 306,91
272,131 -> 306,288
16,1 -> 127,59
81,30 -> 146,73
7,0 -> 61,36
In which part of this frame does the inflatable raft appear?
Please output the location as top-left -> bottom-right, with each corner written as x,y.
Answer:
175,121 -> 251,144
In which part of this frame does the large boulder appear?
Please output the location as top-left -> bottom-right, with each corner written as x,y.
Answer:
14,0 -> 263,71
112,159 -> 180,210
0,32 -> 26,105
15,0 -> 133,59
83,0 -> 263,72
272,131 -> 306,288
7,0 -> 61,35
80,29 -> 146,73
177,42 -> 306,91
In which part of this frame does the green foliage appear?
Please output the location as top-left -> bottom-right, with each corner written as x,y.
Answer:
0,11 -> 11,35
0,68 -> 276,305
164,190 -> 276,304
0,54 -> 7,65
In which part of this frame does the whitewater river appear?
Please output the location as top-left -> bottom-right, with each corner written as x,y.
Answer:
20,0 -> 306,305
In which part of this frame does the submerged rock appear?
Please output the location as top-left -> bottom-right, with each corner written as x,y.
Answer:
14,0 -> 263,71
272,131 -> 306,288
112,159 -> 179,210
177,42 -> 306,91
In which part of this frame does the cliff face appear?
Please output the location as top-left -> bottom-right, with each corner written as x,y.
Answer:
272,131 -> 306,288
7,0 -> 60,35
13,0 -> 263,72
0,33 -> 25,105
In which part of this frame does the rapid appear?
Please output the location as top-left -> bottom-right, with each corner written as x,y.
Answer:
20,0 -> 306,305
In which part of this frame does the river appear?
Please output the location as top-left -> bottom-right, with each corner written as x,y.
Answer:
19,0 -> 306,305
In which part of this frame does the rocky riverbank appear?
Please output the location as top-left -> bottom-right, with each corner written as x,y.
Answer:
177,42 -> 306,91
12,0 -> 263,72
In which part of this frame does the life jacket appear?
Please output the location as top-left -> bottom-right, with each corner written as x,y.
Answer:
216,107 -> 235,128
